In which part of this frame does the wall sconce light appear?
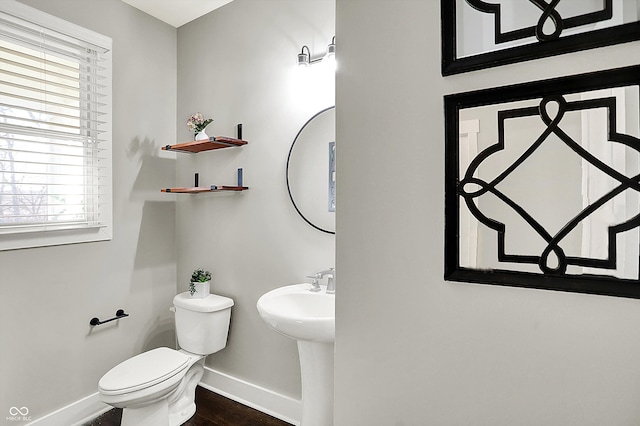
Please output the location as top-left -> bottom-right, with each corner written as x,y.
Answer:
297,45 -> 311,67
297,36 -> 336,67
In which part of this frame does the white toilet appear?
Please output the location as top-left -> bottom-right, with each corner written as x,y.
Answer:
98,292 -> 234,426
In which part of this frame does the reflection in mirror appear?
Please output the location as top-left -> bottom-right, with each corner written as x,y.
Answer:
445,66 -> 640,298
442,0 -> 640,75
287,106 -> 335,234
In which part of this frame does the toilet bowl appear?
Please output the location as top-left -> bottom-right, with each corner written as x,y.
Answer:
98,292 -> 233,426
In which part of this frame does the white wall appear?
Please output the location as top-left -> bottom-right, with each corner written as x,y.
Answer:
335,1 -> 640,425
0,0 -> 177,421
176,0 -> 335,400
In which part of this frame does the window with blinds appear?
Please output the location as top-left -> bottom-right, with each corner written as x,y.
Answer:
0,1 -> 112,250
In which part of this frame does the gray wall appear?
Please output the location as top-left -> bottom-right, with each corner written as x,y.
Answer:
1,0 -> 335,421
0,0 -> 177,421
176,0 -> 335,399
335,1 -> 640,425
6,1 -> 640,425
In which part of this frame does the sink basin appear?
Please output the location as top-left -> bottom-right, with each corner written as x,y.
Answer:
257,283 -> 335,342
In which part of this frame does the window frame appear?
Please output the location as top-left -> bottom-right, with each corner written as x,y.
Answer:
0,0 -> 112,251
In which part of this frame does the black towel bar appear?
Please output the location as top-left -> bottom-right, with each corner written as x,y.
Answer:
90,309 -> 129,326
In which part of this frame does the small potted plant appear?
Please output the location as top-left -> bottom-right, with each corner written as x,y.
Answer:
189,268 -> 212,298
186,112 -> 213,141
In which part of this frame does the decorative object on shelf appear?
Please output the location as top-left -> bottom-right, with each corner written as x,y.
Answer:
189,268 -> 212,298
441,1 -> 640,75
444,65 -> 640,299
195,130 -> 208,141
186,112 -> 213,141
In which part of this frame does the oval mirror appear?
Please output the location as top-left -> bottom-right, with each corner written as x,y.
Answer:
286,106 -> 335,234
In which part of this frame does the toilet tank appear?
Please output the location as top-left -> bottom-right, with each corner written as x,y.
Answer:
173,292 -> 234,355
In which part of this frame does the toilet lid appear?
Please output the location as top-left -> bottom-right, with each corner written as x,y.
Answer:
99,347 -> 189,395
174,292 -> 234,312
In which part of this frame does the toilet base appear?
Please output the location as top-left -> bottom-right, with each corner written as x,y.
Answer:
167,356 -> 203,426
169,401 -> 196,426
121,399 -> 169,426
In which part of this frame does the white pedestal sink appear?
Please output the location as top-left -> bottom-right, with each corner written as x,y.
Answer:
257,283 -> 335,426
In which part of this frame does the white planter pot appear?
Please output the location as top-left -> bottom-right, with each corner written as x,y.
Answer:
190,281 -> 210,298
195,130 -> 209,141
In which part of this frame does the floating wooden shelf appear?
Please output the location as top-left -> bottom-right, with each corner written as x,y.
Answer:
162,124 -> 247,194
161,185 -> 249,194
162,137 -> 248,154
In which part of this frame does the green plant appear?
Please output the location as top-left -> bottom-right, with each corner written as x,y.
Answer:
189,268 -> 212,296
186,112 -> 213,135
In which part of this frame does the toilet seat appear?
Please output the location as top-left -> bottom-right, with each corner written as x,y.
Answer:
99,347 -> 189,396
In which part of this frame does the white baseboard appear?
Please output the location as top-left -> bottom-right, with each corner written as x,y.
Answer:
200,366 -> 302,426
26,392 -> 111,426
25,367 -> 301,426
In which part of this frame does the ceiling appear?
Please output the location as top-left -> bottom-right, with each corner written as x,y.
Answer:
121,0 -> 234,28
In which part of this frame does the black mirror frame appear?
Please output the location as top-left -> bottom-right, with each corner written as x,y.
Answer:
444,65 -> 640,299
286,106 -> 336,235
441,1 -> 640,76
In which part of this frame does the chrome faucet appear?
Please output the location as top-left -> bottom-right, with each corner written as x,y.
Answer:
309,268 -> 335,294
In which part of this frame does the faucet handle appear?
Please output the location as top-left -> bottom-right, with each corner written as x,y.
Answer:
306,276 -> 321,292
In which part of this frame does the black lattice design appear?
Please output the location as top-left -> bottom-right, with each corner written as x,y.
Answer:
465,0 -> 612,43
444,66 -> 640,298
460,95 -> 640,275
441,0 -> 640,75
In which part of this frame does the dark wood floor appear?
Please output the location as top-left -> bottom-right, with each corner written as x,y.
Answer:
85,386 -> 293,426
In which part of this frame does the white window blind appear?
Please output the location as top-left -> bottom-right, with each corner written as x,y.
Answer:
0,1 -> 112,250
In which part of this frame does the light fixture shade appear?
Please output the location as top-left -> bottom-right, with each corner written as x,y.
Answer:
298,52 -> 309,66
298,45 -> 310,66
325,40 -> 336,59
324,37 -> 336,70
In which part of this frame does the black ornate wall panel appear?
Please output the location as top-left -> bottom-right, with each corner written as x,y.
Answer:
442,0 -> 640,75
445,66 -> 640,298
